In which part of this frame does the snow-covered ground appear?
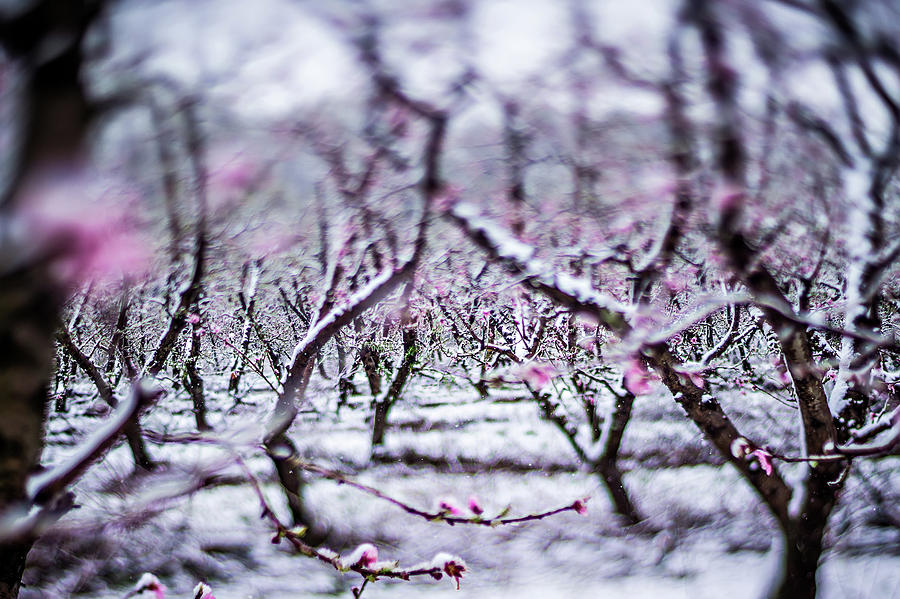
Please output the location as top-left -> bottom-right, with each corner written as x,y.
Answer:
22,376 -> 900,599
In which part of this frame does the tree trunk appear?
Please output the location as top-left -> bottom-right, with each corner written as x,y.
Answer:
267,436 -> 328,546
371,399 -> 391,449
360,343 -> 382,396
184,311 -> 210,431
594,391 -> 641,524
765,464 -> 840,599
765,527 -> 825,599
0,540 -> 31,599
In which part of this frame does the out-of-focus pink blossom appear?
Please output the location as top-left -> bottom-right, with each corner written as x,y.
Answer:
624,359 -> 653,395
208,151 -> 259,211
187,313 -> 201,325
345,543 -> 379,568
19,170 -> 150,287
713,182 -> 745,212
749,449 -> 774,476
517,362 -> 557,389
244,222 -> 299,258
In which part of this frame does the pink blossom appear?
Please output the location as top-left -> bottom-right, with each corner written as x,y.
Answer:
467,495 -> 484,516
208,152 -> 259,211
517,362 -> 556,389
674,365 -> 705,389
431,553 -> 467,590
19,170 -> 150,287
749,449 -> 774,476
187,313 -> 201,325
345,543 -> 379,568
624,359 -> 653,395
730,437 -> 751,458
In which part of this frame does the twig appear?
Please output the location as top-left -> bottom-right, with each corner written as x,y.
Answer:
281,456 -> 589,527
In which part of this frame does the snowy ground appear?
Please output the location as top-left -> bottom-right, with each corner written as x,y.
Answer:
21,375 -> 900,599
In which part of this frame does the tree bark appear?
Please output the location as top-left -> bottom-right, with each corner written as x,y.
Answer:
595,391 -> 641,525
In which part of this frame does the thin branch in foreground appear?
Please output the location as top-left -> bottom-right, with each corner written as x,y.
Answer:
26,381 -> 162,504
274,455 -> 590,527
234,457 -> 466,590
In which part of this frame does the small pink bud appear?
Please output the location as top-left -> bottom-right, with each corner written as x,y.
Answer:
572,498 -> 588,515
132,573 -> 166,599
730,437 -> 751,458
345,543 -> 379,568
438,498 -> 462,516
187,313 -> 201,325
467,495 -> 483,516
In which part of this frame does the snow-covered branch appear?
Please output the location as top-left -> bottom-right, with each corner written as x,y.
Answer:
27,382 -> 161,504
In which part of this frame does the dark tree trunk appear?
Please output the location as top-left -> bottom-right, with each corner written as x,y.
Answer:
360,343 -> 382,397
594,391 -> 641,525
267,436 -> 328,546
371,399 -> 391,449
0,540 -> 31,599
765,465 -> 839,599
184,309 -> 210,431
0,3 -> 114,592
370,317 -> 417,455
594,460 -> 642,526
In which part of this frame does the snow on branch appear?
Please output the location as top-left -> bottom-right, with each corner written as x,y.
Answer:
267,114 -> 445,442
27,381 -> 161,504
449,202 -> 796,529
449,203 -> 633,333
267,266 -> 413,442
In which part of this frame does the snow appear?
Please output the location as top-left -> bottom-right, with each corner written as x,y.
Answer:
22,376 -> 899,599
